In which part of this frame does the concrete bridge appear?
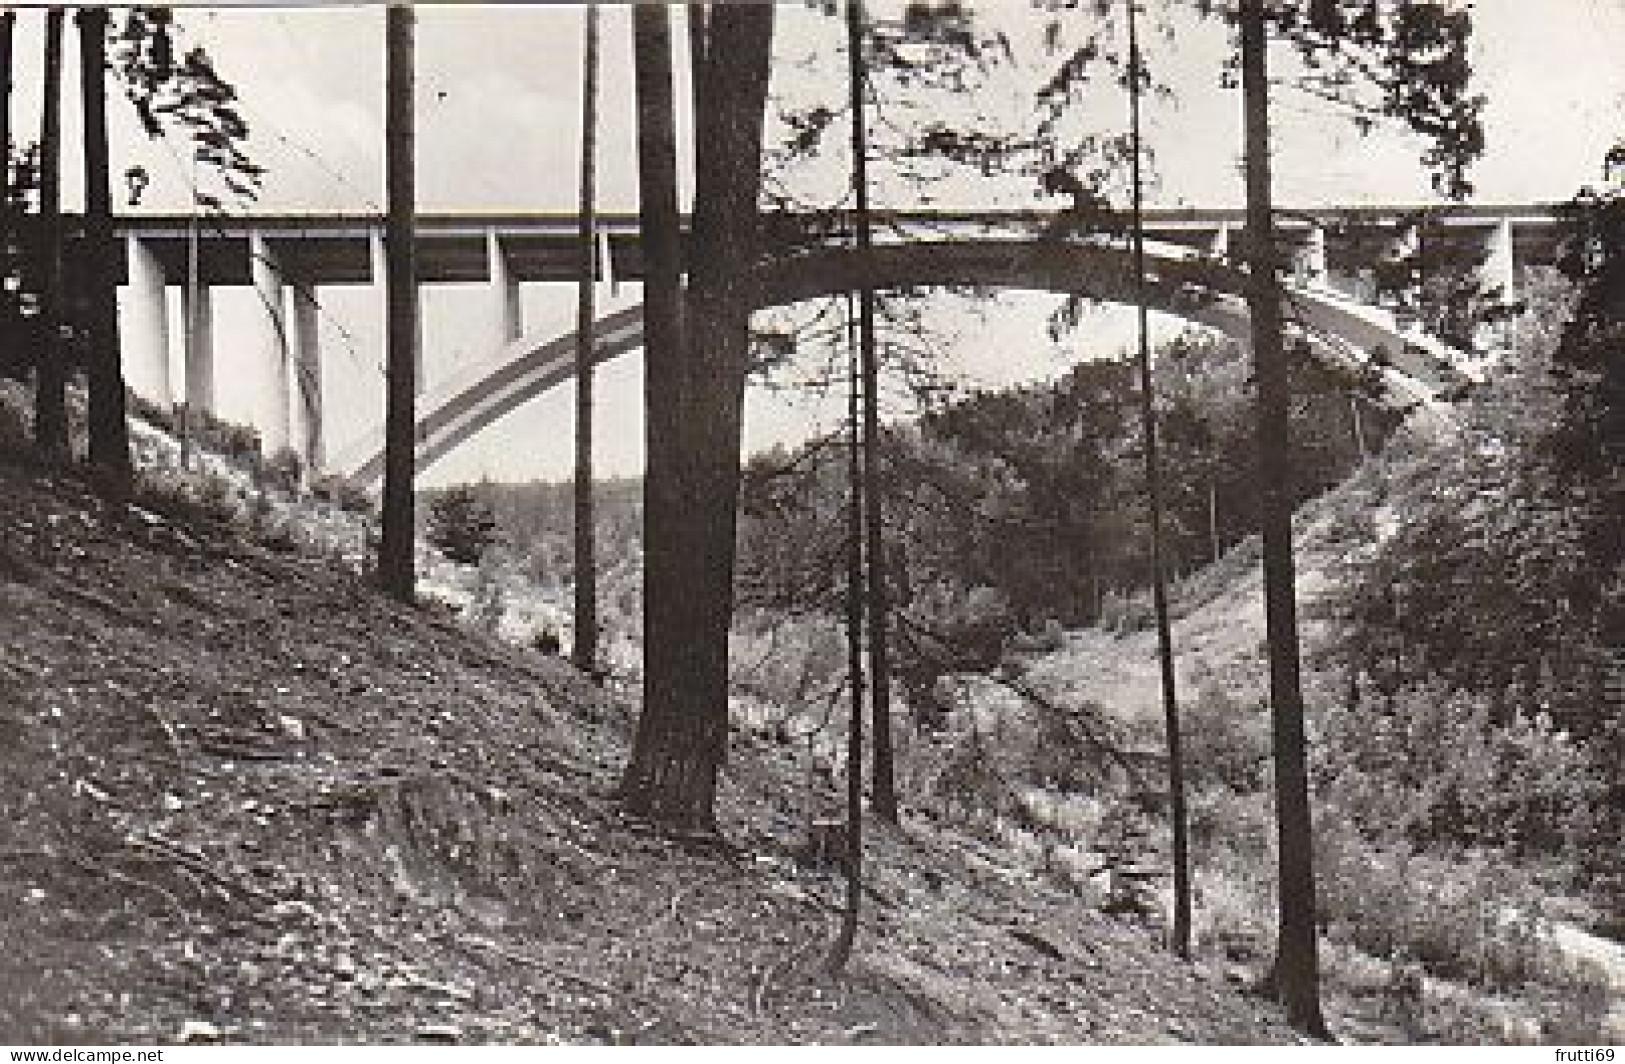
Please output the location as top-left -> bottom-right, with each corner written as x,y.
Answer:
113,204 -> 1561,484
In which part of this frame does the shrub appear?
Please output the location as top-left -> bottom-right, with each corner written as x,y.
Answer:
133,464 -> 241,528
532,627 -> 561,656
1314,819 -> 1558,990
0,380 -> 30,453
427,484 -> 499,565
1180,682 -> 1272,793
310,474 -> 374,516
261,446 -> 303,495
1316,681 -> 1602,855
1098,589 -> 1154,634
464,557 -> 506,635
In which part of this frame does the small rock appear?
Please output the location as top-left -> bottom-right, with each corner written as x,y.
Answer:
415,1023 -> 461,1043
179,1020 -> 222,1043
846,1023 -> 879,1040
277,715 -> 306,742
163,793 -> 185,812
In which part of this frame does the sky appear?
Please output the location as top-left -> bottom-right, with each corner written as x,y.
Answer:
8,1 -> 1624,484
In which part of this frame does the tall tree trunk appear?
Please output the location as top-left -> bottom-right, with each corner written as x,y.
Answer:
34,7 -> 67,459
829,295 -> 865,972
622,3 -> 708,827
620,3 -> 775,832
0,10 -> 13,250
573,3 -> 601,679
379,3 -> 418,602
78,7 -> 130,483
1125,0 -> 1189,960
0,10 -> 13,378
1239,0 -> 1329,1038
847,0 -> 897,826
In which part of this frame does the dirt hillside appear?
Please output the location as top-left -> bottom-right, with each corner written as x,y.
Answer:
0,453 -> 1305,1045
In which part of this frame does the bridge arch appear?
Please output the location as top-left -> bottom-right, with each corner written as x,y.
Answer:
331,235 -> 1476,486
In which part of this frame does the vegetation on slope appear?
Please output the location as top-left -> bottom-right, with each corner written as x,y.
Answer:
0,397 -> 1312,1045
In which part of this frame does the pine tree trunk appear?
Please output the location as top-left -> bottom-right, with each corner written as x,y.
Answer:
621,2 -> 713,830
572,4 -> 601,679
847,0 -> 898,826
829,295 -> 865,972
379,4 -> 418,602
78,8 -> 130,483
620,3 -> 774,832
1239,0 -> 1329,1039
33,8 -> 67,459
1126,0 -> 1189,959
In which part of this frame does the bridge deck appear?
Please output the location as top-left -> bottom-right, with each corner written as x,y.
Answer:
108,204 -> 1565,287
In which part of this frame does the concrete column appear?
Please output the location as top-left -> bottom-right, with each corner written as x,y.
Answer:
487,228 -> 522,345
597,227 -> 617,296
1297,222 -> 1328,285
1380,221 -> 1421,316
123,234 -> 171,408
1483,216 -> 1517,299
181,284 -> 215,415
290,282 -> 323,474
248,230 -> 290,456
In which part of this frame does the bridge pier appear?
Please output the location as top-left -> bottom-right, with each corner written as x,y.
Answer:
290,282 -> 324,475
123,234 -> 172,409
487,228 -> 522,345
181,283 -> 215,416
1483,217 -> 1517,300
1295,222 -> 1328,286
248,230 -> 291,457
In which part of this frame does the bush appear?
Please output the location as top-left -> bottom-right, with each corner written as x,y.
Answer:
261,446 -> 303,495
175,406 -> 261,469
1314,818 -> 1557,990
1316,681 -> 1602,855
133,464 -> 242,528
1098,589 -> 1154,635
427,484 -> 499,565
0,380 -> 30,453
311,474 -> 374,516
532,627 -> 561,656
896,582 -> 1016,731
1181,682 -> 1272,793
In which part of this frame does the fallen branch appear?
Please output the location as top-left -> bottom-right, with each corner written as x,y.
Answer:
123,831 -> 274,903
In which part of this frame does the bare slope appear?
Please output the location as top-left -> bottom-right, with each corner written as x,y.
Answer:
0,454 -> 1302,1045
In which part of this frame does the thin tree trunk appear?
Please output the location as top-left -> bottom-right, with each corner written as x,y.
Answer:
1239,0 -> 1329,1038
1208,479 -> 1220,564
78,7 -> 130,483
34,8 -> 67,459
1125,0 -> 1189,960
0,10 -> 13,380
847,0 -> 897,826
828,294 -> 865,973
573,3 -> 601,679
0,9 -> 13,266
379,3 -> 418,602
